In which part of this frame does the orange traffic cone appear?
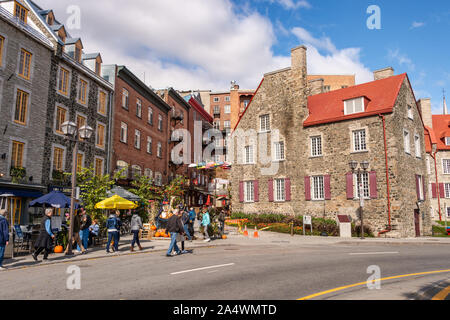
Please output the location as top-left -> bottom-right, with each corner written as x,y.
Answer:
243,225 -> 249,237
253,226 -> 259,238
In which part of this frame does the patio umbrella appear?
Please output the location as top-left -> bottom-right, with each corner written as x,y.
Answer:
107,186 -> 141,202
94,195 -> 138,210
29,190 -> 79,209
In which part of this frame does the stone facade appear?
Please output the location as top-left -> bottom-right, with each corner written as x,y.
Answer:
230,45 -> 432,238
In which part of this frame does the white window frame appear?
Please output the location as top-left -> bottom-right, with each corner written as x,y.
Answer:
259,114 -> 270,133
244,145 -> 254,164
213,97 -> 219,103
354,172 -> 370,200
244,181 -> 254,203
225,96 -> 230,102
443,159 -> 450,174
311,136 -> 322,157
224,120 -> 231,129
120,122 -> 127,143
414,134 -> 421,158
122,88 -> 129,109
311,176 -> 325,201
344,97 -> 364,115
404,129 -> 411,154
444,183 -> 450,199
446,137 -> 450,146
274,179 -> 286,202
147,136 -> 152,154
224,105 -> 231,114
134,129 -> 141,149
158,114 -> 163,131
353,129 -> 367,152
273,141 -> 285,161
136,98 -> 142,118
418,175 -> 424,201
407,105 -> 414,120
148,107 -> 153,125
157,142 -> 162,158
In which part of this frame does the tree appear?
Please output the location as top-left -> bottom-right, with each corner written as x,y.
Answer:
129,174 -> 162,224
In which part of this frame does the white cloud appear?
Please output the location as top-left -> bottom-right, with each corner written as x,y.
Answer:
276,0 -> 311,10
387,49 -> 416,71
410,21 -> 425,29
36,0 -> 290,90
292,27 -> 373,84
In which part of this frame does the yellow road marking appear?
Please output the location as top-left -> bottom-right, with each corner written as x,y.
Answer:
298,269 -> 450,300
432,285 -> 450,300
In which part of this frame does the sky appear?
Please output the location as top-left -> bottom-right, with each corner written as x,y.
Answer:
37,0 -> 450,113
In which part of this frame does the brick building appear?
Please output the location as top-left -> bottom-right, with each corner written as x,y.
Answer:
102,65 -> 171,186
230,45 -> 432,238
0,0 -> 53,225
307,75 -> 355,92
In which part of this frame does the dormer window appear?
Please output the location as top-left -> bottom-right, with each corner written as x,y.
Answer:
47,12 -> 54,25
445,137 -> 450,146
344,97 -> 364,115
75,46 -> 82,63
14,1 -> 28,24
407,105 -> 413,120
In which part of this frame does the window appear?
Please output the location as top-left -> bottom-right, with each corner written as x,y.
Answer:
14,1 -> 28,24
96,123 -> 105,148
116,160 -> 128,178
136,99 -> 142,118
213,121 -> 220,130
120,122 -> 127,143
443,159 -> 450,174
147,136 -> 152,154
55,106 -> 67,134
353,129 -> 367,152
215,138 -> 221,147
225,96 -> 230,102
53,147 -> 64,172
11,141 -> 24,168
417,175 -> 424,201
144,168 -> 153,179
445,183 -> 450,199
244,146 -> 253,164
98,91 -> 107,115
18,48 -> 32,80
94,158 -> 103,176
354,172 -> 369,199
14,89 -> 28,125
76,114 -> 86,130
415,134 -> 421,158
148,107 -> 153,125
224,105 -> 231,114
78,79 -> 88,104
446,137 -> 450,146
158,115 -> 163,131
224,121 -> 231,129
407,105 -> 413,120
0,36 -> 5,67
132,165 -> 142,179
214,106 -> 220,115
404,130 -> 410,154
76,153 -> 84,173
213,97 -> 219,102
274,141 -> 285,161
134,130 -> 141,149
244,100 -> 250,108
244,181 -> 254,203
312,176 -> 325,200
311,136 -> 322,157
447,207 -> 450,218
344,97 -> 364,115
157,142 -> 162,158
58,66 -> 69,95
324,85 -> 331,92
260,114 -> 270,132
122,88 -> 129,109
274,179 -> 285,202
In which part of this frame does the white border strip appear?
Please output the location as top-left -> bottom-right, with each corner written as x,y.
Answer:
170,263 -> 235,275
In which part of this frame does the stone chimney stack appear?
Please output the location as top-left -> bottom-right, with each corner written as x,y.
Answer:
373,67 -> 394,81
291,45 -> 307,70
418,98 -> 433,128
308,78 -> 324,96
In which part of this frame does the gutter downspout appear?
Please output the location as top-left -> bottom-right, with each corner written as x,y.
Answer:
430,151 -> 443,221
378,114 -> 392,236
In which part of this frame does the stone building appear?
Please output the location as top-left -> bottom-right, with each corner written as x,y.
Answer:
102,65 -> 171,187
230,45 -> 432,238
22,0 -> 114,189
0,0 -> 53,225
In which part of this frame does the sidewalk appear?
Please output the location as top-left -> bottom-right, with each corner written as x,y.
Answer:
3,226 -> 449,270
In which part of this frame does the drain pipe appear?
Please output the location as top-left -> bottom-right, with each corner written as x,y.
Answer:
378,114 -> 392,236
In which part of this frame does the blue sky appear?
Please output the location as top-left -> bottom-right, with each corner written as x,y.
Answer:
41,0 -> 449,113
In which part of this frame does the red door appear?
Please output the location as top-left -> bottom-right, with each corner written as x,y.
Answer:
414,210 -> 420,237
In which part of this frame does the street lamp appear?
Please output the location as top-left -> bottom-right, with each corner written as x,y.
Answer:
61,121 -> 93,255
349,160 -> 369,239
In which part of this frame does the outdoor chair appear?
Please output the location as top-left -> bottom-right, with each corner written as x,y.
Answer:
13,224 -> 30,254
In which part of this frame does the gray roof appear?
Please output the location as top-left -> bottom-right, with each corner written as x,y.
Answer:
82,53 -> 100,60
65,37 -> 81,45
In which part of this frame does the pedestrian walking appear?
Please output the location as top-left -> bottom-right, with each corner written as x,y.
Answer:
201,207 -> 211,242
179,209 -> 192,254
116,210 -> 122,249
33,208 -> 56,261
65,209 -> 86,255
78,208 -> 91,251
0,209 -> 9,270
106,212 -> 119,253
130,212 -> 143,252
165,209 -> 185,257
218,209 -> 226,236
188,207 -> 196,239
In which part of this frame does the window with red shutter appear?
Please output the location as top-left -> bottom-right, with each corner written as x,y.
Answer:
346,172 -> 353,199
285,178 -> 291,201
268,179 -> 274,202
239,181 -> 244,203
324,175 -> 331,200
254,180 -> 259,202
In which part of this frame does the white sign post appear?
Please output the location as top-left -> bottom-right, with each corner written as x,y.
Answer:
303,215 -> 312,236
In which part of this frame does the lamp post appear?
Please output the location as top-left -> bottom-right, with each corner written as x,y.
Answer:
61,121 -> 93,255
349,160 -> 369,239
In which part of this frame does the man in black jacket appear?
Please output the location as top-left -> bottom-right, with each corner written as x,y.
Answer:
165,209 -> 185,257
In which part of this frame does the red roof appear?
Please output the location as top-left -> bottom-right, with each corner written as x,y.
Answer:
304,74 -> 407,127
431,115 -> 450,151
188,97 -> 213,123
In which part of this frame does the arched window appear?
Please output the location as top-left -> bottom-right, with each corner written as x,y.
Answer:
116,160 -> 128,178
144,168 -> 153,179
132,165 -> 142,179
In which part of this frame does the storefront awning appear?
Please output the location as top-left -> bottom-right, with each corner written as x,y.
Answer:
0,188 -> 43,199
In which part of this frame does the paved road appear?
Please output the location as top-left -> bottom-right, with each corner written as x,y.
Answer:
1,241 -> 449,300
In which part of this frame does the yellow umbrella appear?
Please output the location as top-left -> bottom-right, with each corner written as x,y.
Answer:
95,195 -> 138,210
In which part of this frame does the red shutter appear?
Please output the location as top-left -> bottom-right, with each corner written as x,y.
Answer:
304,176 -> 311,201
239,181 -> 244,203
432,183 -> 437,199
369,171 -> 377,199
285,178 -> 291,201
324,175 -> 331,200
439,183 -> 445,198
415,175 -> 420,200
422,175 -> 426,200
268,179 -> 274,202
254,180 -> 259,202
346,172 -> 353,199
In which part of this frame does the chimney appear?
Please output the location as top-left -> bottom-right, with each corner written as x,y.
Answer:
230,80 -> 239,90
373,67 -> 394,81
291,45 -> 307,70
308,78 -> 324,96
418,98 -> 432,128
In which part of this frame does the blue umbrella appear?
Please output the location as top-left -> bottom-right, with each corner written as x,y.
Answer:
29,190 -> 79,209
